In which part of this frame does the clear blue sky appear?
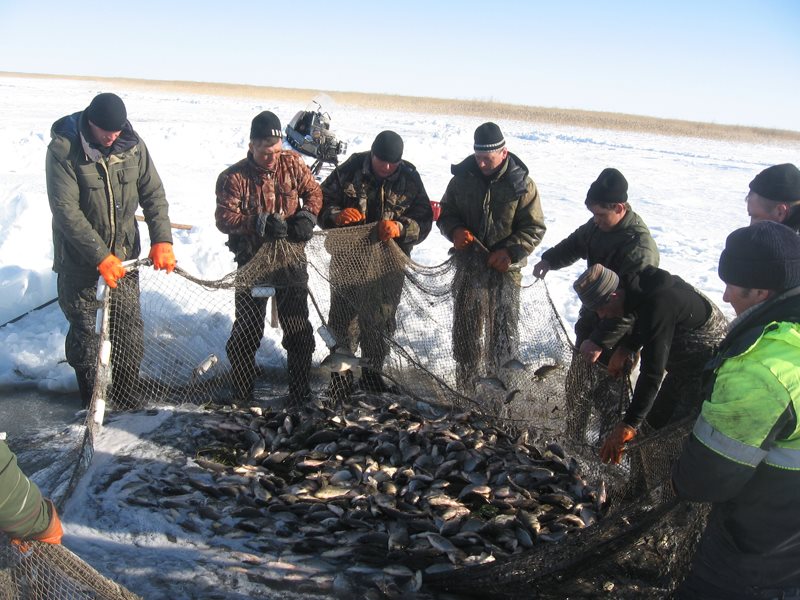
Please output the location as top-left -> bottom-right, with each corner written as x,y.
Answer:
1,0 -> 798,131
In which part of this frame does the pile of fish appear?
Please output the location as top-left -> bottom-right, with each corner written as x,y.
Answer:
122,394 -> 607,597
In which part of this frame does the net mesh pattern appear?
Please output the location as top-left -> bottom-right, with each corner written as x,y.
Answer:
1,225 -> 718,598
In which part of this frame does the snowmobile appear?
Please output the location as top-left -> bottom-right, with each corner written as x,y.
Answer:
285,100 -> 347,177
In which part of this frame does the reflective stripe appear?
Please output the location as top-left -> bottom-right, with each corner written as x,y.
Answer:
765,446 -> 800,470
693,416 -> 767,467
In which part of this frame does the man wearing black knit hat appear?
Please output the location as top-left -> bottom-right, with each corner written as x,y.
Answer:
535,168 -> 659,361
216,110 -> 322,407
437,122 -> 546,384
745,163 -> 800,232
46,93 -> 176,409
673,220 -> 800,599
318,131 -> 432,398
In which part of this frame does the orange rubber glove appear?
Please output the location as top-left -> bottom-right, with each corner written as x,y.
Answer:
98,254 -> 126,289
453,227 -> 474,250
35,500 -> 63,544
11,500 -> 63,550
487,248 -> 512,272
334,208 -> 365,226
377,220 -> 402,241
149,242 -> 176,273
599,423 -> 637,464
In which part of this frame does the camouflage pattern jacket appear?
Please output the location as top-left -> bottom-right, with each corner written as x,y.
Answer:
437,153 -> 546,265
318,152 -> 433,256
46,111 -> 173,274
215,151 -> 322,262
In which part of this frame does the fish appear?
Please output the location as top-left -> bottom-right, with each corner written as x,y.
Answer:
319,350 -> 362,376
474,376 -> 507,393
501,358 -> 528,371
533,363 -> 563,381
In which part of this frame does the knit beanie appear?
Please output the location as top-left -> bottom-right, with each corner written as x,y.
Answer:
718,221 -> 800,291
749,163 -> 800,204
371,130 -> 404,163
585,168 -> 628,206
573,264 -> 621,309
473,122 -> 505,152
85,93 -> 127,131
250,111 -> 283,140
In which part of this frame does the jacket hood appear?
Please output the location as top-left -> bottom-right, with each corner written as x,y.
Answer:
622,266 -> 675,310
50,111 -> 138,159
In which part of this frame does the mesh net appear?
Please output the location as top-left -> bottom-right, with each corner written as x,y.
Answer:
1,225 -> 726,598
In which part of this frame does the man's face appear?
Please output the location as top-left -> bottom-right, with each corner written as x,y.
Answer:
249,138 -> 282,170
370,154 -> 400,180
589,203 -> 626,232
723,283 -> 769,316
87,120 -> 122,148
746,191 -> 788,225
474,147 -> 508,177
594,290 -> 625,320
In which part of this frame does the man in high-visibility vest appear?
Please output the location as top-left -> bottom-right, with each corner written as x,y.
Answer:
673,220 -> 800,599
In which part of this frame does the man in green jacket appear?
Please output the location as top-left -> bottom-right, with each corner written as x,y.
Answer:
318,131 -> 432,397
673,221 -> 800,599
534,168 -> 659,357
0,440 -> 62,544
437,122 -> 546,383
46,93 -> 176,408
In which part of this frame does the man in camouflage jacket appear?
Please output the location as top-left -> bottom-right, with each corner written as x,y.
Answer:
46,93 -> 176,408
437,122 -> 546,382
318,131 -> 433,395
215,111 -> 322,405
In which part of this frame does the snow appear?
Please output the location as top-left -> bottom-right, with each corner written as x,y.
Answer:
1,74 -> 799,597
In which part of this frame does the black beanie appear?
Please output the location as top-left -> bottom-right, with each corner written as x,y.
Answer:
585,168 -> 628,205
718,221 -> 800,291
85,93 -> 127,131
473,122 -> 505,152
749,163 -> 800,204
371,130 -> 404,163
250,111 -> 283,140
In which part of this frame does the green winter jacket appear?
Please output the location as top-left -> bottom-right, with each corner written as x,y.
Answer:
46,111 -> 173,274
437,153 -> 545,265
0,441 -> 52,539
541,209 -> 659,275
672,287 -> 800,591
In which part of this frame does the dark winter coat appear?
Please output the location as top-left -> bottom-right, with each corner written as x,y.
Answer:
541,209 -> 658,277
0,441 -> 52,539
437,153 -> 545,265
542,209 -> 659,348
672,287 -> 800,593
318,151 -> 433,256
620,267 -> 714,427
46,111 -> 173,274
215,151 -> 322,262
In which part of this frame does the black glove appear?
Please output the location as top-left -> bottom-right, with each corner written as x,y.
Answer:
286,210 -> 316,242
257,212 -> 288,240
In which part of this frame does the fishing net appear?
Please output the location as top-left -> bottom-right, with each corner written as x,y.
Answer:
1,224 -> 725,599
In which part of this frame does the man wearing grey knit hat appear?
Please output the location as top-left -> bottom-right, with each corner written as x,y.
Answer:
573,264 -> 727,465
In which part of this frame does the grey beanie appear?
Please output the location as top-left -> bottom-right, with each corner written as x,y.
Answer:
573,264 -> 621,309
